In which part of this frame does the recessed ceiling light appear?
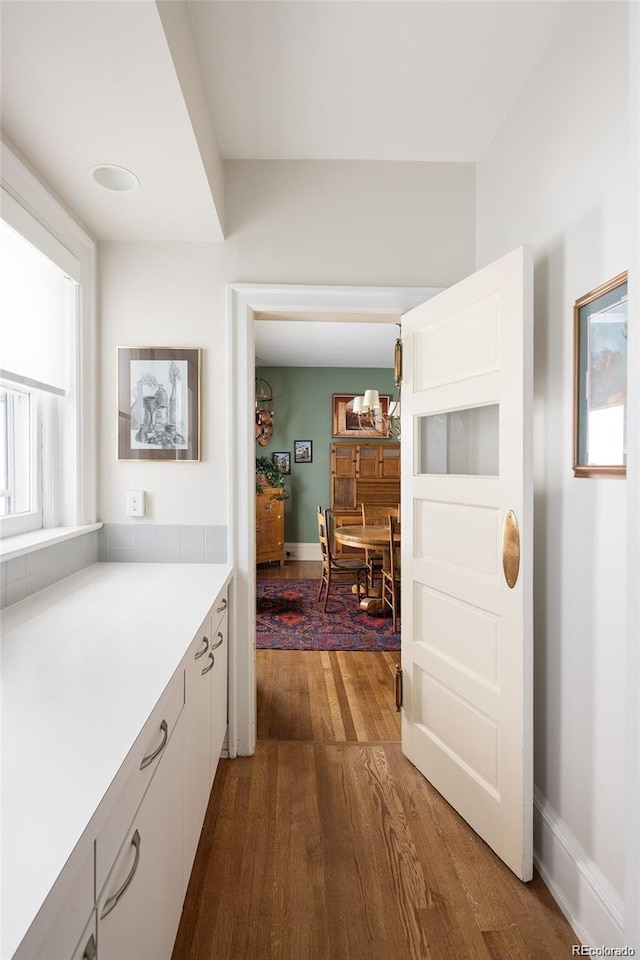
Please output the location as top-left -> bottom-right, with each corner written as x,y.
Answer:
90,164 -> 139,193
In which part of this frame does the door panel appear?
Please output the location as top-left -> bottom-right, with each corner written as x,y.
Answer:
401,246 -> 533,881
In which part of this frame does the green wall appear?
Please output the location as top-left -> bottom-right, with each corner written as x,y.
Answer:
256,366 -> 397,544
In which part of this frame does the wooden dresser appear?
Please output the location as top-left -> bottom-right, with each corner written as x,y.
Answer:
330,441 -> 400,556
256,486 -> 285,565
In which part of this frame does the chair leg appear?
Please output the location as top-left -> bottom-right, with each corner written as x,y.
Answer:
323,568 -> 331,611
317,575 -> 325,602
392,582 -> 400,632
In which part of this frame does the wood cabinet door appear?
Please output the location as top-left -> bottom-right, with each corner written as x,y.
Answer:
256,488 -> 284,563
356,443 -> 379,478
380,444 -> 401,478
331,444 -> 357,478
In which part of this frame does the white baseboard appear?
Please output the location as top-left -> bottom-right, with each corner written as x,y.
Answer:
533,786 -> 625,948
284,542 -> 321,562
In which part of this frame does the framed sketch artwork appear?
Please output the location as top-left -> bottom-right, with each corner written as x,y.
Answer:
573,272 -> 627,478
118,347 -> 201,461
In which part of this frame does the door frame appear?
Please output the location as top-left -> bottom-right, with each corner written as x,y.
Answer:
226,282 -> 439,757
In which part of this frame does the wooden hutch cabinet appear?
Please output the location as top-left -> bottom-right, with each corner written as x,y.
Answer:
256,486 -> 285,565
330,441 -> 400,556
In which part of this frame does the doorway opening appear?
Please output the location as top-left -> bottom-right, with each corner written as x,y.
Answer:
227,283 -> 439,759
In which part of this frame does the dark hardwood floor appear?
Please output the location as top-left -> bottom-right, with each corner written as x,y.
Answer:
172,561 -> 577,960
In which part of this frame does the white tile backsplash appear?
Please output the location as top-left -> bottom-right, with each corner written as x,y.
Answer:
133,524 -> 158,549
0,525 -> 227,609
100,524 -> 227,565
157,525 -> 181,549
6,556 -> 26,584
181,525 -> 205,550
0,530 -> 100,610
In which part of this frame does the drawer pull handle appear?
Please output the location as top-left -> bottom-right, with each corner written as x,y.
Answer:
194,635 -> 210,660
82,933 -> 97,960
210,631 -> 224,651
201,651 -> 215,675
101,830 -> 141,919
216,598 -> 227,613
139,720 -> 168,770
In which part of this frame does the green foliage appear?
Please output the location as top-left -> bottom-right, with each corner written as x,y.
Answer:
255,456 -> 289,500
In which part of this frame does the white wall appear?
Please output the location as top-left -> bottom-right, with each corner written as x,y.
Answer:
99,240 -> 229,524
477,1 -> 629,945
224,160 -> 475,287
98,160 -> 475,523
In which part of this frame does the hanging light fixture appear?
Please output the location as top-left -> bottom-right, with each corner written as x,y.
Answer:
255,377 -> 275,446
352,331 -> 402,438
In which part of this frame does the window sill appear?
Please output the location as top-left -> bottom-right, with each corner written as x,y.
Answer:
0,523 -> 103,562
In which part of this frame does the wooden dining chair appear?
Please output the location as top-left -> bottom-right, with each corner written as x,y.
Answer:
317,506 -> 368,611
381,515 -> 401,631
360,503 -> 400,592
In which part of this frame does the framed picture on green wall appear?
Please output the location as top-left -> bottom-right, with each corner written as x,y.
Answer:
272,451 -> 291,474
294,440 -> 312,463
332,393 -> 391,438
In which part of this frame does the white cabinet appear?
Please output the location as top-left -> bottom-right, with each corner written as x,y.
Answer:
70,916 -> 96,960
182,614 -> 214,882
97,719 -> 185,960
209,610 -> 228,779
182,585 -> 229,884
13,848 -> 94,960
95,672 -> 184,897
6,569 -> 232,960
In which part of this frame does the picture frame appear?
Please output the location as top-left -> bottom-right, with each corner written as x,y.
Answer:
294,440 -> 313,463
332,393 -> 391,439
272,451 -> 291,475
573,272 -> 627,478
117,347 -> 201,461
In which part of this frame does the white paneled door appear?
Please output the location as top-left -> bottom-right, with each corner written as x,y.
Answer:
400,247 -> 534,880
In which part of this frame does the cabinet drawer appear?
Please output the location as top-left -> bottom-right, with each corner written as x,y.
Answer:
97,720 -> 184,960
71,914 -> 97,960
210,586 -> 229,634
13,847 -> 94,960
95,671 -> 184,896
210,612 -> 228,775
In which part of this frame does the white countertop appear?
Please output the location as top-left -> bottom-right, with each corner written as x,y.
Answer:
0,562 -> 232,960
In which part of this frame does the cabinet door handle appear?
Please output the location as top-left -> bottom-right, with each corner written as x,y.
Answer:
201,651 -> 215,675
100,830 -> 141,920
82,933 -> 97,960
139,719 -> 168,770
210,630 -> 224,651
216,597 -> 227,613
194,635 -> 209,660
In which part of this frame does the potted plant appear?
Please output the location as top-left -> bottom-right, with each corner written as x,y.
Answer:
255,456 -> 289,499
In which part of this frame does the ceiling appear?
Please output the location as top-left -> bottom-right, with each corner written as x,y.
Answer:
0,0 -> 571,241
190,1 -> 569,163
0,0 -> 571,366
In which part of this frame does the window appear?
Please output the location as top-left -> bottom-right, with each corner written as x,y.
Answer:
0,385 -> 38,523
0,219 -> 75,538
0,138 -> 96,543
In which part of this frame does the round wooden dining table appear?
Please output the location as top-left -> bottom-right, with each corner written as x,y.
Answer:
333,524 -> 401,613
333,524 -> 401,551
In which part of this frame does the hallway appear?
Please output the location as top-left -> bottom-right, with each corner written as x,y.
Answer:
172,566 -> 577,960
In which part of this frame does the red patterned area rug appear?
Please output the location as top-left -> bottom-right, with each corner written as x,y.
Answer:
256,578 -> 400,651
